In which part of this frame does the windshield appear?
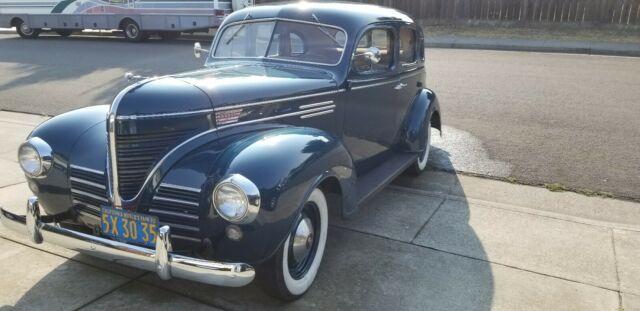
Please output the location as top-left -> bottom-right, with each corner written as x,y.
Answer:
213,20 -> 347,65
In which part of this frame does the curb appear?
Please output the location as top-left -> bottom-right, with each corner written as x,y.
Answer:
425,41 -> 640,57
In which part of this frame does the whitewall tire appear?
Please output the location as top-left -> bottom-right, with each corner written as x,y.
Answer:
260,188 -> 328,301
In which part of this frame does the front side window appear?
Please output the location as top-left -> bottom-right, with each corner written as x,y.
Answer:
214,20 -> 346,65
351,28 -> 394,75
399,27 -> 417,64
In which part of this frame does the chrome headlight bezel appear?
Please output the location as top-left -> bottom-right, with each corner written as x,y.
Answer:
18,137 -> 53,179
212,174 -> 260,224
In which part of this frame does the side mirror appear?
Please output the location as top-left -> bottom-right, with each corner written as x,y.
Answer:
194,42 -> 210,59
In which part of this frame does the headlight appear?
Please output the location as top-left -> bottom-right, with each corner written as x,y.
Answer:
212,174 -> 260,224
18,137 -> 53,178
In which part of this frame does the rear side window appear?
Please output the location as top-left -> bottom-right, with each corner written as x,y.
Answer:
352,28 -> 394,75
399,27 -> 417,64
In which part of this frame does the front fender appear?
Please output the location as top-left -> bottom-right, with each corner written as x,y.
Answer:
158,126 -> 355,264
399,88 -> 441,153
26,105 -> 109,215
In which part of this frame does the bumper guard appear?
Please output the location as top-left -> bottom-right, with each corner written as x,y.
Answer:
0,197 -> 255,287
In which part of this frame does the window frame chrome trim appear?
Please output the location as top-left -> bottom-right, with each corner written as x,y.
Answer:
210,17 -> 349,67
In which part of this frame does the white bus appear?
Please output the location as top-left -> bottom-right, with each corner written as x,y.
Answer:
0,0 -> 252,41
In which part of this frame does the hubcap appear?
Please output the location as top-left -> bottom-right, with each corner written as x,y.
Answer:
21,24 -> 33,35
287,202 -> 321,280
292,217 -> 314,263
126,25 -> 138,38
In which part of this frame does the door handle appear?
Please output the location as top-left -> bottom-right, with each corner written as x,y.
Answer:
394,83 -> 408,90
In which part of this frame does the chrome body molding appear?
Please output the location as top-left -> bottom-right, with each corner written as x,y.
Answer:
300,109 -> 334,119
69,177 -> 106,190
115,109 -> 214,121
148,208 -> 199,220
107,77 -> 163,208
299,100 -> 334,110
153,195 -> 200,207
351,79 -> 398,90
69,164 -> 104,175
159,183 -> 201,193
214,90 -> 344,111
0,198 -> 255,287
70,189 -> 109,203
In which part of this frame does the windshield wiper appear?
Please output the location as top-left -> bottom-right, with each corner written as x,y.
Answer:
312,14 -> 341,46
225,13 -> 252,45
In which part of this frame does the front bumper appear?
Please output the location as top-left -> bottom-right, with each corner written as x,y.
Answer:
0,197 -> 255,287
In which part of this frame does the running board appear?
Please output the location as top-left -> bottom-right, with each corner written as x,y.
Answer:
355,153 -> 418,207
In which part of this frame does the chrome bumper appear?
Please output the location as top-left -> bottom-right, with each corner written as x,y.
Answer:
0,197 -> 255,287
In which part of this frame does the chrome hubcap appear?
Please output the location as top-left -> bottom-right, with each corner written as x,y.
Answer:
21,24 -> 33,35
292,216 -> 314,263
126,25 -> 138,38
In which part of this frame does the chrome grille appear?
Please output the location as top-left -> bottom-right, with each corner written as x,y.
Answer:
147,183 -> 202,242
69,165 -> 108,216
116,129 -> 195,199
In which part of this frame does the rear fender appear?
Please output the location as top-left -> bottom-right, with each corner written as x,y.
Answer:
399,88 -> 441,153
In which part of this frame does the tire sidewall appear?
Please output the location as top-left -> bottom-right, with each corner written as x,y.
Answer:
281,188 -> 328,296
123,21 -> 146,41
16,21 -> 39,39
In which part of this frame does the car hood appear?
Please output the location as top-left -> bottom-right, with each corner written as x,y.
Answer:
115,63 -> 338,117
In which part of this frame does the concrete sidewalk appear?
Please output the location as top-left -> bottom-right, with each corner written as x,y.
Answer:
426,35 -> 640,57
0,110 -> 639,310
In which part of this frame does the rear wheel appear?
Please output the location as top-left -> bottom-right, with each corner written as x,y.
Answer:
407,116 -> 432,175
158,31 -> 181,40
259,188 -> 328,301
55,29 -> 73,37
16,20 -> 40,39
122,20 -> 148,42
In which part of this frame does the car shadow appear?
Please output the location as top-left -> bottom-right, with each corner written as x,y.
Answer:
4,143 -> 494,310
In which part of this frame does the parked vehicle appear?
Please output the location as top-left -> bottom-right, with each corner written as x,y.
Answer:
0,0 -> 253,41
1,2 -> 441,300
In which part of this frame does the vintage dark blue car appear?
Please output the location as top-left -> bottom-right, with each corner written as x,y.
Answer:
1,2 -> 441,300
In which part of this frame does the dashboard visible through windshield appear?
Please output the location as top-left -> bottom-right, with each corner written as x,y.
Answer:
213,20 -> 347,66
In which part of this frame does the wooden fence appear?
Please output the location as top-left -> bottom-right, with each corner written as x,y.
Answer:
255,0 -> 640,26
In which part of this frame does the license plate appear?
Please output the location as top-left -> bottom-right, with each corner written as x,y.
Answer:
101,207 -> 159,248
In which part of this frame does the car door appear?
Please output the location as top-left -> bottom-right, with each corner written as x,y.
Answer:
395,25 -> 427,130
343,26 -> 400,174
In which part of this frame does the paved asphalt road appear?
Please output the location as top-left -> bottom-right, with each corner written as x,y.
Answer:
0,33 -> 638,199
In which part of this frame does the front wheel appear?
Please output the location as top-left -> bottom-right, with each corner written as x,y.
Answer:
407,117 -> 432,175
259,188 -> 328,301
16,20 -> 40,39
122,20 -> 148,42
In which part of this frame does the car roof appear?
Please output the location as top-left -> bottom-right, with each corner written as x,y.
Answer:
222,1 -> 415,35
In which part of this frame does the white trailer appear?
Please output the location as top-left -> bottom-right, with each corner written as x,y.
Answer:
0,0 -> 252,41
